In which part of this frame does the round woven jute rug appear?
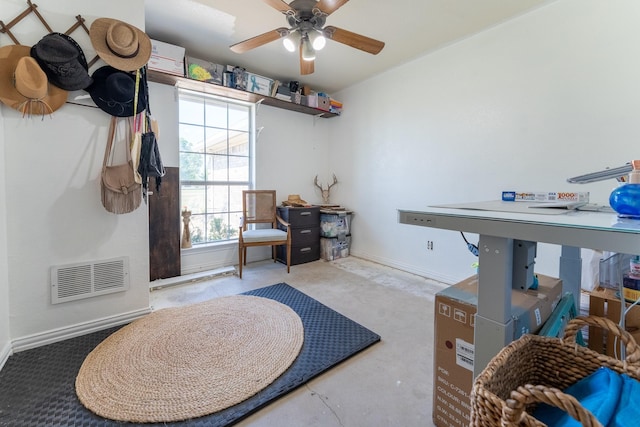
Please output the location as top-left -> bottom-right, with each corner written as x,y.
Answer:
75,295 -> 304,423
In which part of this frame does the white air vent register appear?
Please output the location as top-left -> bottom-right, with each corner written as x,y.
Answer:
51,257 -> 130,304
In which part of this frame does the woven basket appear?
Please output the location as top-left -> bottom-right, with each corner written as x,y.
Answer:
470,315 -> 640,427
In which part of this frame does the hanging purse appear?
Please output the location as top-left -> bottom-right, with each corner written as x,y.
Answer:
101,116 -> 142,214
137,66 -> 165,202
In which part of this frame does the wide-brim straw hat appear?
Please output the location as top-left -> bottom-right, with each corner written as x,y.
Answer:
31,32 -> 93,91
282,194 -> 308,207
90,18 -> 152,72
87,65 -> 147,117
0,45 -> 68,115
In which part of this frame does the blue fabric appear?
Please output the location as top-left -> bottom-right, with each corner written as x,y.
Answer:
533,367 -> 622,426
607,373 -> 640,427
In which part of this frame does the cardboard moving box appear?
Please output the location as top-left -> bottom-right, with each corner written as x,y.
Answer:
588,286 -> 640,357
148,39 -> 185,76
433,274 -> 562,427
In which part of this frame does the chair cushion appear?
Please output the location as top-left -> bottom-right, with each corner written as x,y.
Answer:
242,229 -> 288,243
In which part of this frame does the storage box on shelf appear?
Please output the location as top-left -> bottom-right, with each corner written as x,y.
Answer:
149,39 -> 185,77
245,72 -> 274,96
433,274 -> 563,427
276,206 -> 320,265
319,209 -> 352,261
185,56 -> 224,85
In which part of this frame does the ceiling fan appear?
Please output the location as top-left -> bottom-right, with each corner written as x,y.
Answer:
229,0 -> 385,75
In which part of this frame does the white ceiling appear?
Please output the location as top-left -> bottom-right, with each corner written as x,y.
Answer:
144,0 -> 555,94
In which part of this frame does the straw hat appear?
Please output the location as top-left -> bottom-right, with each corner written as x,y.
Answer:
87,65 -> 147,117
31,32 -> 93,91
282,194 -> 308,207
90,18 -> 152,72
0,45 -> 68,116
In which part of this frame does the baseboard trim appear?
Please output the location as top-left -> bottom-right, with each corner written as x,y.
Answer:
150,266 -> 236,290
0,340 -> 11,372
11,308 -> 151,353
350,250 -> 455,287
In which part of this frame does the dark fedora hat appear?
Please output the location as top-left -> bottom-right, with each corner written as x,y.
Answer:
87,65 -> 147,117
30,32 -> 93,91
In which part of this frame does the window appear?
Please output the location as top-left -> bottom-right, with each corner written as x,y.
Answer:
178,89 -> 255,245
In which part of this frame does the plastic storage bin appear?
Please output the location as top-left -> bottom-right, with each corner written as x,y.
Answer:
599,252 -> 632,289
320,212 -> 351,238
320,236 -> 351,261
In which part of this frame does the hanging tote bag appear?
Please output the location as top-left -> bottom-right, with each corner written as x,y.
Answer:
101,116 -> 142,214
138,114 -> 165,201
137,66 -> 165,202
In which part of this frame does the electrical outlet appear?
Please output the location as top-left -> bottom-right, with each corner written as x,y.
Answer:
427,241 -> 434,250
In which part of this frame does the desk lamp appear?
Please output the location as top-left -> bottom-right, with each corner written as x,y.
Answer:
568,161 -> 640,218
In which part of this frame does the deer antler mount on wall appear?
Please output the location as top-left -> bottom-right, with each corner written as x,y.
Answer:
314,173 -> 338,204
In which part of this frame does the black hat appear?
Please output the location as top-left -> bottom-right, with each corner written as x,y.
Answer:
30,33 -> 93,91
88,66 -> 147,117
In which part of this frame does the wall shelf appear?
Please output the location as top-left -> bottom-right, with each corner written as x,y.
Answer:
147,70 -> 339,118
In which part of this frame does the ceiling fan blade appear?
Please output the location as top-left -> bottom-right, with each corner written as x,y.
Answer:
300,49 -> 314,75
324,26 -> 385,55
262,0 -> 294,14
230,27 -> 288,54
315,0 -> 349,16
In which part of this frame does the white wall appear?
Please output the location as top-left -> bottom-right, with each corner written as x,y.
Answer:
0,102 -> 10,364
331,0 -> 640,284
1,0 -> 150,349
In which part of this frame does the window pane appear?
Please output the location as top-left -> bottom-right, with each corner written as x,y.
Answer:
228,104 -> 249,131
179,95 -> 204,125
207,185 -> 230,213
180,124 -> 205,152
203,154 -> 228,182
180,153 -> 204,181
229,155 -> 248,181
181,185 -> 205,214
205,127 -> 228,155
205,98 -> 228,129
189,214 -> 207,244
229,130 -> 248,156
208,212 -> 238,241
230,185 -> 247,213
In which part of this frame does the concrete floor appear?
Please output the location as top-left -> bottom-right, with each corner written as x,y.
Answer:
150,257 -> 447,427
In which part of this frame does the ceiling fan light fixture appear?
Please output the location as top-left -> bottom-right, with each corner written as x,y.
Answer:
310,31 -> 326,51
301,34 -> 315,61
283,35 -> 296,52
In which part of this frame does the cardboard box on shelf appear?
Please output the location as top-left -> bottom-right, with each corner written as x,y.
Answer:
148,39 -> 185,76
588,286 -> 640,357
185,57 -> 224,85
433,274 -> 562,427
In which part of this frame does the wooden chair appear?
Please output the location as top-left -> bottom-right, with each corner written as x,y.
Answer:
238,190 -> 291,278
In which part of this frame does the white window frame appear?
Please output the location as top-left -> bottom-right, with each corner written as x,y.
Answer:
177,88 -> 256,247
